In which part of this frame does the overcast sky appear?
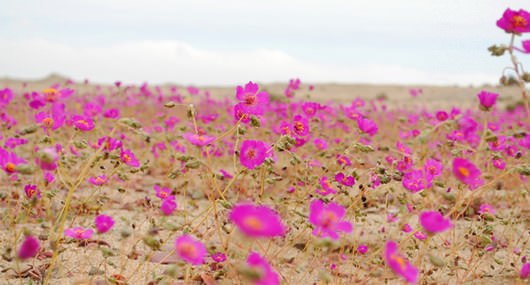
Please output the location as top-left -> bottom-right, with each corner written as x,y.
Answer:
0,0 -> 528,86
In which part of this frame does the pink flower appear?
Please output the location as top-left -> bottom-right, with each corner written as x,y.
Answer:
103,108 -> 120,119
402,169 -> 428,193
357,117 -> 378,136
120,149 -> 140,167
175,234 -> 207,265
0,88 -> 13,106
521,263 -> 530,279
71,115 -> 95,131
229,204 -> 285,238
335,172 -> 355,186
452,158 -> 482,186
477,91 -> 499,111
154,185 -> 172,199
96,136 -> 123,151
492,158 -> 506,169
478,204 -> 496,215
65,227 -> 93,239
357,245 -> 368,254
161,196 -> 177,215
211,252 -> 226,263
18,236 -> 40,260
318,176 -> 336,195
385,241 -> 418,283
240,140 -> 269,169
246,252 -> 280,285
301,102 -> 319,117
182,132 -> 216,146
419,211 -> 453,234
313,138 -> 328,150
292,115 -> 309,137
402,224 -> 412,233
95,215 -> 115,233
88,175 -> 108,186
309,199 -> 352,240
235,81 -> 269,116
336,155 -> 352,166
24,184 -> 41,199
496,8 -> 530,34
413,232 -> 428,240
0,147 -> 27,174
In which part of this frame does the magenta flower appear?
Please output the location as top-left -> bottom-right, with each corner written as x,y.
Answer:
496,8 -> 530,34
335,172 -> 355,186
233,103 -> 251,124
313,138 -> 328,150
35,147 -> 59,171
419,211 -> 453,234
452,158 -> 482,185
229,204 -> 285,238
24,184 -> 41,199
182,132 -> 216,146
96,136 -> 123,151
357,117 -> 378,136
522,263 -> 530,279
292,115 -> 309,137
18,236 -> 40,260
301,102 -> 320,117
336,155 -> 352,166
211,252 -> 227,263
402,169 -> 428,193
0,88 -> 13,106
357,245 -> 368,254
385,241 -> 418,283
120,148 -> 140,167
309,199 -> 352,240
64,227 -> 93,239
160,196 -> 177,215
88,175 -> 108,186
478,204 -> 496,215
71,115 -> 95,131
246,252 -> 280,285
175,234 -> 207,265
414,232 -> 428,240
240,140 -> 269,169
423,158 -> 444,180
492,158 -> 506,170
477,91 -> 499,111
154,185 -> 172,199
103,108 -> 120,119
235,81 -> 269,116
95,215 -> 115,233
0,147 -> 27,174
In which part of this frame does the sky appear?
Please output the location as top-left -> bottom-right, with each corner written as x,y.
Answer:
0,0 -> 528,86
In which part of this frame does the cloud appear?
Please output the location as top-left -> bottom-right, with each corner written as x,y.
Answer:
0,38 -> 498,86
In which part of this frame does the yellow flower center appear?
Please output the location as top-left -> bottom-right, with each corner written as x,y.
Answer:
458,167 -> 469,177
246,149 -> 256,159
512,15 -> 527,28
75,229 -> 85,238
177,242 -> 198,258
5,162 -> 16,172
43,88 -> 59,102
244,94 -> 256,106
76,120 -> 89,127
294,122 -> 304,132
390,254 -> 407,271
122,154 -> 131,162
43,117 -> 54,127
243,216 -> 263,230
319,211 -> 338,227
